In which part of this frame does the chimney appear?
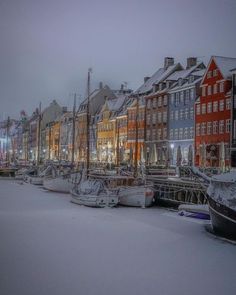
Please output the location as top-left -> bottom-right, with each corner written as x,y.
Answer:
144,76 -> 150,83
99,82 -> 103,89
186,57 -> 197,69
164,57 -> 174,70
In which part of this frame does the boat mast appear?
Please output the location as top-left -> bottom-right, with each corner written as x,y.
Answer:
86,68 -> 92,178
37,102 -> 42,166
134,93 -> 139,178
116,120 -> 120,167
5,116 -> 10,167
71,94 -> 76,166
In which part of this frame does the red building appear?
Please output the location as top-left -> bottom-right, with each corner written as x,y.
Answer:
195,56 -> 236,170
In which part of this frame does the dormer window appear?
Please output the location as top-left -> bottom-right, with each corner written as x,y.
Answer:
178,78 -> 182,86
189,76 -> 194,83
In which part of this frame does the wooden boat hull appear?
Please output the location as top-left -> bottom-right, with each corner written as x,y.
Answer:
71,191 -> 119,208
118,186 -> 154,208
208,196 -> 236,240
43,177 -> 74,193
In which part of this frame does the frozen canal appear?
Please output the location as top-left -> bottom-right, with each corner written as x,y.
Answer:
0,180 -> 235,295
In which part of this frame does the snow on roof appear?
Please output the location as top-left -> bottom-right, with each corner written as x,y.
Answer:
135,68 -> 165,94
213,56 -> 236,79
107,94 -> 126,112
167,63 -> 203,81
193,69 -> 205,77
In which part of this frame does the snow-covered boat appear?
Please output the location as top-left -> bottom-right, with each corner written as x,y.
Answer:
43,171 -> 81,193
71,179 -> 119,208
89,174 -> 154,208
207,172 -> 236,239
28,165 -> 57,185
178,204 -> 210,220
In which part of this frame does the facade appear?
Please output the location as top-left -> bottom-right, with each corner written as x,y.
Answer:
59,112 -> 73,161
168,59 -> 205,166
145,58 -> 183,166
195,56 -> 236,170
230,68 -> 236,167
76,85 -> 115,162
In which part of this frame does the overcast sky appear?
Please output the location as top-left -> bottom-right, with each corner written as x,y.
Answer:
0,0 -> 236,119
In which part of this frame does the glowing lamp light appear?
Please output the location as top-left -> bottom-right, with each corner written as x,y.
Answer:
170,144 -> 174,149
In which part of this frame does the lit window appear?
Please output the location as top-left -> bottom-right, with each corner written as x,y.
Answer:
207,102 -> 212,113
219,120 -> 224,134
220,82 -> 224,92
219,100 -> 224,111
226,98 -> 231,110
207,122 -> 212,135
196,123 -> 200,136
201,122 -> 206,135
213,121 -> 218,134
213,84 -> 217,94
207,71 -> 212,79
213,101 -> 218,112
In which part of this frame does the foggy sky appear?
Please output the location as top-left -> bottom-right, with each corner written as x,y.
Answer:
0,0 -> 236,119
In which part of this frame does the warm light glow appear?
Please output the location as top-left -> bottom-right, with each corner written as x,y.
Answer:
170,144 -> 174,149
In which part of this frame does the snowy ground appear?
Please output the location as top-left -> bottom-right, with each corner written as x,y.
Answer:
0,180 -> 235,295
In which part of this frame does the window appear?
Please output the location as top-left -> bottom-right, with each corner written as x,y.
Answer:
207,122 -> 212,135
184,127 -> 188,139
157,129 -> 161,140
207,71 -> 212,79
220,82 -> 224,92
202,103 -> 206,114
147,130 -> 151,140
185,90 -> 190,104
152,113 -> 156,124
179,128 -> 183,139
213,69 -> 218,77
175,110 -> 178,120
175,93 -> 180,106
153,98 -> 157,108
201,122 -> 206,135
185,108 -> 189,119
207,85 -> 212,95
171,93 -> 175,105
196,104 -> 201,115
213,84 -> 217,94
170,111 -> 174,120
213,121 -> 218,134
190,127 -> 194,138
219,120 -> 224,134
147,114 -> 151,124
202,86 -> 206,96
219,100 -> 224,111
158,112 -> 162,123
226,119 -> 230,133
163,111 -> 167,123
170,129 -> 173,139
152,129 -> 156,140
158,97 -> 162,107
180,109 -> 184,120
226,98 -> 231,110
180,91 -> 184,103
213,101 -> 218,112
196,124 -> 200,136
147,100 -> 151,109
163,95 -> 168,106
163,128 -> 167,139
174,129 -> 178,140
207,102 -> 212,113
190,88 -> 195,100
190,107 -> 194,119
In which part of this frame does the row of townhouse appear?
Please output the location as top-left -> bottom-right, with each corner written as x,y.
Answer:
1,56 -> 236,171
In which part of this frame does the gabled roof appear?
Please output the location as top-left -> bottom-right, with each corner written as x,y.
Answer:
167,63 -> 203,81
213,56 -> 236,79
